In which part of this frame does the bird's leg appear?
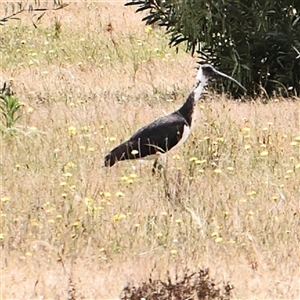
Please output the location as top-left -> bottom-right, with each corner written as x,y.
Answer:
152,155 -> 171,199
152,154 -> 167,176
162,166 -> 171,200
152,159 -> 164,176
152,158 -> 158,175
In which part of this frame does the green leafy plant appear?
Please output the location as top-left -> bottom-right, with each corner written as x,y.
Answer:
0,84 -> 22,130
125,0 -> 300,97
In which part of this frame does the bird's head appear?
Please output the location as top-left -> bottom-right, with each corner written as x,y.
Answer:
196,64 -> 247,92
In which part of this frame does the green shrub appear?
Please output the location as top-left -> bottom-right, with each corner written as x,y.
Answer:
125,0 -> 300,97
0,83 -> 22,131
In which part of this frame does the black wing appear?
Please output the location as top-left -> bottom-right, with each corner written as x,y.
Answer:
104,112 -> 188,167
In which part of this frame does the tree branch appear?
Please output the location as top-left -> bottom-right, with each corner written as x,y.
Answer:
0,2 -> 69,24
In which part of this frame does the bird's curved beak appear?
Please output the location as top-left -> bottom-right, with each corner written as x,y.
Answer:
213,70 -> 247,93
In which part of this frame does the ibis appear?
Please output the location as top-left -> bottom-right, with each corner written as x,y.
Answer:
104,64 -> 246,170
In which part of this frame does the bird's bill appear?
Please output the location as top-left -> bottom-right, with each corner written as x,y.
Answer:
214,70 -> 247,92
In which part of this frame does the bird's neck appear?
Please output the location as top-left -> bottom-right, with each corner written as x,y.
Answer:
177,80 -> 204,126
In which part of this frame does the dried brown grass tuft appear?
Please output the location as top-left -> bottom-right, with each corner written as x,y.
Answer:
120,269 -> 232,300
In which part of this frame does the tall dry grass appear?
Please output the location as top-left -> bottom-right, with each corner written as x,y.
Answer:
1,2 -> 299,299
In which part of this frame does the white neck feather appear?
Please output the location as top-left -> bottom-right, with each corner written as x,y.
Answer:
193,80 -> 207,102
193,68 -> 209,102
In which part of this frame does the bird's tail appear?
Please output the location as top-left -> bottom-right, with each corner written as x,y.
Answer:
104,141 -> 134,167
104,152 -> 117,167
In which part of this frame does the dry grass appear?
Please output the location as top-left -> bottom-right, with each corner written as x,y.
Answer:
1,2 -> 300,299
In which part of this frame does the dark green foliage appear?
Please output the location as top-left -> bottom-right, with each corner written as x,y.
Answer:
125,0 -> 300,97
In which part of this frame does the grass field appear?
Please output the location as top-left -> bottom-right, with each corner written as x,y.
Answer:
1,2 -> 300,299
